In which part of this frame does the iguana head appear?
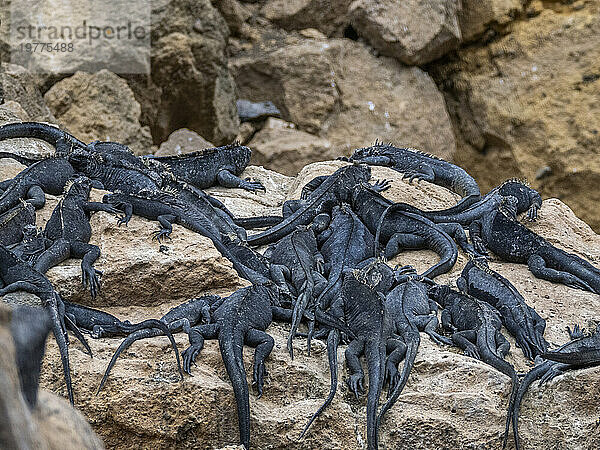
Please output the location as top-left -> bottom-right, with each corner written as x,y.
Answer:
497,179 -> 542,215
427,284 -> 451,307
66,176 -> 93,198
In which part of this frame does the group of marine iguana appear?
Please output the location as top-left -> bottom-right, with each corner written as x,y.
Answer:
0,122 -> 599,449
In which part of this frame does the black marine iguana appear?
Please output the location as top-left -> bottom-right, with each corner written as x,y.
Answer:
0,244 -> 89,404
469,196 -> 600,294
95,295 -> 219,393
0,200 -> 35,247
458,257 -> 548,359
182,284 -> 279,449
428,284 -> 518,446
144,142 -> 265,192
303,260 -> 397,449
378,275 -> 453,423
510,324 -> 600,450
345,142 -> 481,214
33,177 -> 120,299
247,164 -> 372,246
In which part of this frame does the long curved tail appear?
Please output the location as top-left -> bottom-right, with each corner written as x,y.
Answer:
378,331 -> 420,423
300,329 -> 339,438
0,122 -> 86,148
97,328 -> 163,394
47,297 -> 74,404
541,349 -> 600,365
219,329 -> 251,449
365,340 -> 386,450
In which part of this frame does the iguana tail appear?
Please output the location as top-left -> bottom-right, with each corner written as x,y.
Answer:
0,122 -> 86,148
233,215 -> 284,229
97,327 -> 164,394
219,328 -> 251,449
378,330 -> 420,423
365,339 -> 386,450
47,295 -> 74,404
541,349 -> 600,365
0,151 -> 43,166
300,329 -> 339,438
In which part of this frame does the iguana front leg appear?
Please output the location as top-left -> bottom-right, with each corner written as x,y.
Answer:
413,315 -> 452,346
217,169 -> 265,192
402,164 -> 434,184
438,222 -> 482,257
153,214 -> 176,243
468,219 -> 487,255
451,330 -> 479,359
181,323 -> 219,374
71,241 -> 102,299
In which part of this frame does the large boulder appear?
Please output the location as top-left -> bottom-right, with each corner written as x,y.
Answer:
29,160 -> 600,449
260,0 -> 353,36
154,128 -> 214,157
349,0 -> 462,65
0,63 -> 55,122
458,0 -> 523,42
231,38 -> 456,163
431,1 -> 600,231
44,70 -> 153,155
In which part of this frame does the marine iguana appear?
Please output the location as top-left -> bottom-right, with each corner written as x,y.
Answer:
0,201 -> 35,247
33,176 -> 120,299
469,196 -> 600,294
345,142 -> 481,214
310,260 -> 395,450
0,244 -> 89,404
510,324 -> 600,450
0,155 -> 75,214
457,257 -> 548,359
95,295 -> 219,393
143,141 -> 264,192
428,284 -> 518,446
9,305 -> 53,408
394,179 -> 543,225
247,164 -> 372,246
377,276 -> 453,424
351,183 -> 467,278
7,224 -> 47,265
182,284 -> 279,449
263,224 -> 326,358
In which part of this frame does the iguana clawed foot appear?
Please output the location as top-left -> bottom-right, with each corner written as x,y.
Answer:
82,266 -> 102,299
152,229 -> 172,243
241,178 -> 266,192
346,373 -> 365,399
252,361 -> 268,398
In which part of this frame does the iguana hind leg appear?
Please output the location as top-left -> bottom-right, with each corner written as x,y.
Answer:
528,253 -> 594,292
71,241 -> 102,299
245,328 -> 274,398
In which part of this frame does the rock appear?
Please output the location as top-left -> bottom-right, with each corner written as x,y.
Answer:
33,160 -> 600,449
0,63 -> 56,122
0,105 -> 56,159
458,0 -> 522,42
0,303 -> 104,450
231,38 -> 456,163
349,0 -> 462,65
247,118 -> 335,176
260,0 -> 353,36
1,100 -> 30,121
155,128 -> 214,157
237,99 -> 281,122
212,0 -> 252,35
431,2 -> 600,231
43,70 -> 153,155
131,0 -> 239,145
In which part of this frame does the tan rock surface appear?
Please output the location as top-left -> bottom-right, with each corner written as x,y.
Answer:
349,0 -> 462,65
19,160 -> 597,449
155,128 -> 215,157
0,63 -> 56,122
431,2 -> 600,231
458,0 -> 523,42
247,118 -> 335,176
44,70 -> 153,155
260,0 -> 353,36
231,38 -> 456,159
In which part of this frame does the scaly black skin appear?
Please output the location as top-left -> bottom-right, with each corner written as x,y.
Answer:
0,245 -> 90,404
510,325 -> 600,450
346,142 -> 481,215
247,164 -> 372,246
470,196 -> 600,294
458,257 -> 548,360
96,295 -> 219,394
102,191 -> 265,284
378,277 -> 453,423
323,262 -> 395,450
7,224 -> 48,265
144,142 -> 264,192
34,177 -> 120,299
396,180 -> 543,225
263,225 -> 326,359
182,285 -> 278,449
352,184 -> 469,278
10,305 -> 53,409
0,122 -> 86,149
0,201 -> 35,247
429,284 -> 518,447
0,156 -> 75,214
